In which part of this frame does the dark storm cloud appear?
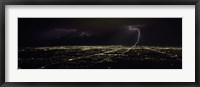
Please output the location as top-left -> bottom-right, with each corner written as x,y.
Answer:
18,18 -> 182,47
42,28 -> 77,39
42,27 -> 95,39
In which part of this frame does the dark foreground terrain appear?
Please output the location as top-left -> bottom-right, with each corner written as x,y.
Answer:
18,45 -> 182,69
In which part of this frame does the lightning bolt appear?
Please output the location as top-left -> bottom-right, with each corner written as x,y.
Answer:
124,25 -> 141,53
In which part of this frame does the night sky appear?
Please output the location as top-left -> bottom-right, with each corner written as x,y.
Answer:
18,18 -> 182,47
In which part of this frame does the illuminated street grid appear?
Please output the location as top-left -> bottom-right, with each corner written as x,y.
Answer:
18,45 -> 182,69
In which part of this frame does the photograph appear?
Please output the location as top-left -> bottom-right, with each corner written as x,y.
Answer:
18,18 -> 182,69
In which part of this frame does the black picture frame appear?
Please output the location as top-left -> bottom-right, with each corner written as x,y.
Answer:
0,0 -> 199,87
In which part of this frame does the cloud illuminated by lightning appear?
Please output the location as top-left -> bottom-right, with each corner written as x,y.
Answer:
79,32 -> 93,37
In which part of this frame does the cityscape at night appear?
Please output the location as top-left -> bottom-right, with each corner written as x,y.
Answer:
18,18 -> 182,69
